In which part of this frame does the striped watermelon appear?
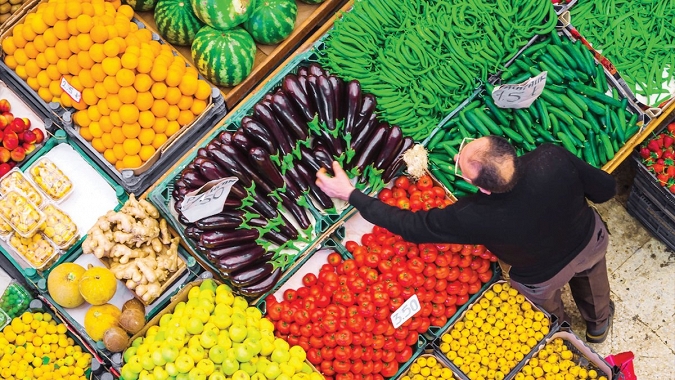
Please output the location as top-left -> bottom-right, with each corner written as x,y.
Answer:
190,0 -> 254,30
244,0 -> 297,45
155,0 -> 205,46
191,26 -> 256,87
123,0 -> 157,11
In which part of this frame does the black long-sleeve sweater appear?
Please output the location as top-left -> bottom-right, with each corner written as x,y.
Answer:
349,144 -> 617,284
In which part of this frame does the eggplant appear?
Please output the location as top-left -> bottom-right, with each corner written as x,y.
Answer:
253,103 -> 293,156
298,75 -> 312,108
353,94 -> 377,135
248,147 -> 285,189
345,80 -> 362,135
185,226 -> 204,240
196,158 -> 228,181
308,63 -> 325,77
175,179 -> 188,189
218,245 -> 266,273
178,213 -> 192,226
206,139 -> 222,151
208,148 -> 252,188
195,211 -> 245,230
231,182 -> 279,220
197,148 -> 210,158
352,117 -> 380,153
279,193 -> 311,230
374,125 -> 403,170
231,262 -> 275,287
263,229 -> 289,246
173,186 -> 189,198
185,162 -> 196,172
282,74 -> 316,121
223,197 -> 243,209
201,229 -> 259,249
306,76 -> 325,124
382,137 -> 414,182
242,117 -> 278,156
232,131 -> 254,153
313,146 -> 334,172
353,123 -> 388,174
219,143 -> 276,194
300,146 -> 322,173
218,131 -> 233,145
181,169 -> 207,188
174,199 -> 183,213
278,214 -> 299,239
206,242 -> 258,260
239,268 -> 282,297
271,90 -> 309,140
284,166 -> 308,194
317,75 -> 336,131
328,75 -> 344,121
297,66 -> 309,77
295,164 -> 334,210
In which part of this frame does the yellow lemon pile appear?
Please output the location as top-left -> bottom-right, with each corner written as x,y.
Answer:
0,311 -> 92,380
514,337 -> 609,380
401,355 -> 456,380
438,283 -> 550,380
1,0 -> 212,170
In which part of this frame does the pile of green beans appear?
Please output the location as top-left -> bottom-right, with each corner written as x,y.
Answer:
318,0 -> 557,141
570,0 -> 675,106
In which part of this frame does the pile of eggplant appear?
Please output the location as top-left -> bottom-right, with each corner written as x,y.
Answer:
171,63 -> 413,298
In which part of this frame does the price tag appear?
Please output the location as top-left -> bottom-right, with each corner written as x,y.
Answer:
180,177 -> 238,222
390,294 -> 421,329
60,77 -> 82,103
492,71 -> 548,109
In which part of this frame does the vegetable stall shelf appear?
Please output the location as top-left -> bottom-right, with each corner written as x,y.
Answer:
135,0 -> 349,110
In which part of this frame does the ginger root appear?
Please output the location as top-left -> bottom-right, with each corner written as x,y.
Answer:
136,283 -> 161,303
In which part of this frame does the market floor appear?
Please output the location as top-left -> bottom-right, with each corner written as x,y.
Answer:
560,163 -> 675,379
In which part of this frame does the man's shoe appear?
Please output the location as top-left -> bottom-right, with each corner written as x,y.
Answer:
586,300 -> 614,344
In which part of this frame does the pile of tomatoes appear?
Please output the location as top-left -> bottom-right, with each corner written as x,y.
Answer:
377,175 -> 453,211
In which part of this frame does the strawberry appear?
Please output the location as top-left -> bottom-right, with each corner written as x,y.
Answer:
664,135 -> 674,149
669,184 -> 675,194
668,123 -> 675,134
657,173 -> 670,185
640,147 -> 652,159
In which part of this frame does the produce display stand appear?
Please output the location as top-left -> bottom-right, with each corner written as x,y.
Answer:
135,0 -> 349,110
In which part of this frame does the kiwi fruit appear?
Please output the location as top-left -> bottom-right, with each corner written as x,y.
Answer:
103,326 -> 129,352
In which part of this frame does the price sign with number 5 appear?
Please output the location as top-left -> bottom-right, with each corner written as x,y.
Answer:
181,177 -> 238,222
391,295 -> 421,329
492,71 -> 548,109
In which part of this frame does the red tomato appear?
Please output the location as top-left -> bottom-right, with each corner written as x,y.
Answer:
394,176 -> 410,189
456,294 -> 469,305
384,198 -> 397,206
395,346 -> 413,363
377,188 -> 393,202
327,252 -> 342,266
416,175 -> 433,190
302,273 -> 317,287
421,190 -> 435,201
396,198 -> 410,210
392,188 -> 407,199
407,184 -> 418,194
344,241 -> 358,253
361,233 -> 375,246
320,361 -> 335,376
432,186 -> 446,198
307,348 -> 322,364
380,361 -> 399,378
283,289 -> 297,302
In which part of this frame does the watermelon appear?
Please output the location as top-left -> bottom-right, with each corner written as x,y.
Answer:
191,26 -> 256,87
244,0 -> 297,45
190,0 -> 254,30
155,0 -> 205,46
123,0 -> 157,11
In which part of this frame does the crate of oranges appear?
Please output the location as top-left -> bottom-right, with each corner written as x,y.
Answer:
398,351 -> 462,380
435,281 -> 557,380
0,0 -> 225,194
512,325 -> 616,380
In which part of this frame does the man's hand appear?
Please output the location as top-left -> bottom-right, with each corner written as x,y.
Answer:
315,161 -> 355,201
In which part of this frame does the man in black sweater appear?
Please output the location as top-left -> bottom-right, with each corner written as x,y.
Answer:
316,136 -> 616,343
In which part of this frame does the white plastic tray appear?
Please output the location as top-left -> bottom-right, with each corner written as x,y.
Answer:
0,80 -> 47,136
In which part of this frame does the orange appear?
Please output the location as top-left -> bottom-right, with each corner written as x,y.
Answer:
114,22 -> 130,38
77,51 -> 94,69
138,128 -> 155,145
139,145 -> 155,161
27,77 -> 40,91
110,127 -> 125,144
67,19 -> 79,36
76,14 -> 93,34
91,138 -> 105,153
94,83 -> 108,100
2,38 -> 17,55
12,27 -> 27,48
102,39 -> 120,58
24,42 -> 39,59
53,21 -> 70,40
135,28 -> 152,43
46,65 -> 61,81
37,71 -> 51,88
80,127 -> 93,141
82,2 -> 95,16
108,97 -> 122,113
41,5 -> 58,26
47,79 -> 62,96
42,29 -> 57,48
69,76 -> 84,92
62,94 -> 73,108
66,55 -> 81,75
3,56 -> 17,70
14,49 -> 29,65
21,23 -> 38,42
119,104 -> 139,124
177,110 -> 194,126
99,115 -> 113,131
67,36 -> 80,55
177,95 -> 193,111
25,60 -> 40,78
76,34 -> 93,52
133,73 -> 152,93
74,110 -> 91,128
165,87 -> 181,105
89,24 -> 108,44
165,120 -> 180,136
112,144 -> 125,160
100,14 -> 115,26
179,76 -> 198,96
33,35 -> 47,52
93,0 -> 106,16
165,68 -> 182,87
150,65 -> 167,82
56,59 -> 69,75
82,88 -> 99,106
152,117 -> 168,134
152,133 -> 167,149
89,122 -> 103,138
54,40 -> 71,60
115,68 -> 135,87
16,66 -> 29,81
122,138 -> 141,155
91,63 -> 106,81
136,56 -> 153,74
191,99 -> 207,115
194,80 -> 211,100
54,3 -> 68,21
150,82 -> 167,99
103,76 -> 120,94
112,36 -> 126,53
88,43 -> 105,63
78,69 -> 95,88
102,56 -> 121,76
103,149 -> 117,164
118,86 -> 137,104
138,110 -> 155,129
121,122 -> 140,138
166,105 -> 179,121
101,133 -> 114,149
134,92 -> 153,111
122,155 -> 142,168
87,105 -> 101,122
124,33 -> 141,50
149,99 -> 168,118
36,53 -> 49,69
30,15 -> 49,35
117,4 -> 134,20
106,25 -> 119,40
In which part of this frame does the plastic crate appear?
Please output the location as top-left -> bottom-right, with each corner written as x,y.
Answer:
626,186 -> 675,252
0,280 -> 32,318
396,350 -> 464,380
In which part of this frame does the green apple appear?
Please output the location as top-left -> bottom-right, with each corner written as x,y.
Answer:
196,358 -> 215,376
221,354 -> 239,376
256,357 -> 270,374
162,343 -> 179,363
271,349 -> 290,364
215,290 -> 234,306
166,336 -> 185,351
187,345 -> 206,363
300,363 -> 313,374
273,339 -> 289,351
121,365 -> 140,380
217,334 -> 232,350
210,313 -> 232,330
232,369 -> 251,380
233,342 -> 254,363
188,286 -> 202,301
175,302 -> 187,313
187,318 -> 204,335
200,279 -> 218,292
138,369 -> 153,380
239,361 -> 257,377
214,303 -> 233,316
204,323 -> 220,336
152,350 -> 167,367
165,362 -> 178,377
264,362 -> 281,380
233,296 -> 248,310
208,345 -> 226,364
188,367 -> 207,380
175,354 -> 195,373
174,327 -> 187,342
229,324 -> 247,343
125,356 -> 144,374
259,338 -> 275,356
209,371 -> 227,380
199,298 -> 215,313
132,337 -> 145,348
124,347 -> 138,363
231,312 -> 247,326
188,336 -> 202,348
140,352 -> 156,371
216,284 -> 232,294
251,374 -> 266,380
199,330 -> 218,349
259,319 -> 274,332
291,374 -> 309,380
288,347 -> 305,362
154,366 -> 169,380
287,357 -> 303,372
177,373 -> 190,380
194,308 -> 211,324
243,338 -> 261,357
280,363 -> 296,377
155,331 -> 166,342
276,374 -> 291,380
246,327 -> 262,342
245,307 -> 262,321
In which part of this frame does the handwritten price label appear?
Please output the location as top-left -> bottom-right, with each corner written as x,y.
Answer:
492,71 -> 548,109
390,294 -> 421,329
60,77 -> 82,103
180,177 -> 238,223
